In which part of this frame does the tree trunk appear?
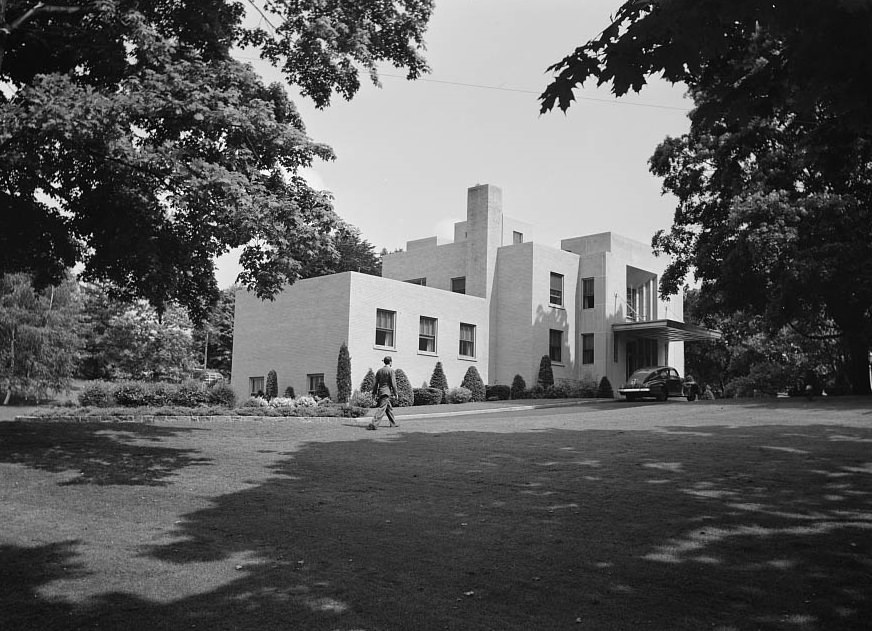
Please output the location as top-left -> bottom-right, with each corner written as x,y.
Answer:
2,326 -> 14,405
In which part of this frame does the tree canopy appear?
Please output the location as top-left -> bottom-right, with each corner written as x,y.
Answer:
1,0 -> 433,320
541,0 -> 872,393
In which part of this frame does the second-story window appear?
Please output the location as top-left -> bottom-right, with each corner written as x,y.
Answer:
419,316 -> 437,353
582,277 -> 594,309
375,309 -> 396,347
406,278 -> 426,286
513,231 -> 524,244
550,272 -> 563,306
452,277 -> 466,294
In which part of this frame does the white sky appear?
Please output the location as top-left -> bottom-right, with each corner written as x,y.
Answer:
216,0 -> 692,288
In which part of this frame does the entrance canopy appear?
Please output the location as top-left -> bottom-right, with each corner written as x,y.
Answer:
612,319 -> 722,342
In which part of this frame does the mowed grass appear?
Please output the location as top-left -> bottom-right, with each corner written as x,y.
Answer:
1,399 -> 871,630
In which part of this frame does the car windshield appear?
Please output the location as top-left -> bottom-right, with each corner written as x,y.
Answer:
627,369 -> 656,383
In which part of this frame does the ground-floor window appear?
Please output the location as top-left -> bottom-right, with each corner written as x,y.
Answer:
419,316 -> 437,352
375,309 -> 396,347
549,329 -> 563,363
581,333 -> 594,364
249,376 -> 265,396
459,322 -> 476,357
307,373 -> 325,396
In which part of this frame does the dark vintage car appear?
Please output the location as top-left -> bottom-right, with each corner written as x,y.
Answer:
619,366 -> 700,402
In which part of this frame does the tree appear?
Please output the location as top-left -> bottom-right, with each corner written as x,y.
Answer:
265,369 -> 278,400
78,285 -> 198,381
192,287 -> 235,376
0,273 -> 81,403
537,355 -> 554,389
541,1 -> 872,394
336,342 -> 351,403
429,361 -> 448,403
0,1 -> 433,320
510,374 -> 526,399
303,226 -> 382,277
460,366 -> 485,402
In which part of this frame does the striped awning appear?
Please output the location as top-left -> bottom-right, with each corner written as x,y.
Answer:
612,319 -> 722,342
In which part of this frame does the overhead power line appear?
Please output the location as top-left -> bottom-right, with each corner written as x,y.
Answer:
380,73 -> 690,112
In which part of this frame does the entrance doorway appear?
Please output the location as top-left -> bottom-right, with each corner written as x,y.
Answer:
626,338 -> 658,378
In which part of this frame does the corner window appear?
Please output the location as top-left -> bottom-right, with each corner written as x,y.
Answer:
375,309 -> 396,347
249,376 -> 264,396
451,277 -> 466,294
582,333 -> 594,365
419,316 -> 437,353
406,278 -> 426,286
550,272 -> 563,306
307,373 -> 324,396
513,231 -> 524,244
459,323 -> 476,358
549,329 -> 563,363
582,277 -> 594,309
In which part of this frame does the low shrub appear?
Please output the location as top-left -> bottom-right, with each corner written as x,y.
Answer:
78,381 -> 115,407
268,397 -> 297,408
485,384 -> 511,401
170,380 -> 210,407
112,381 -> 151,407
349,389 -> 375,408
241,396 -> 269,408
293,395 -> 318,408
527,384 -> 545,399
447,386 -> 472,404
395,369 -> 414,407
413,387 -> 443,406
284,386 -> 295,398
206,382 -> 236,408
316,382 -> 331,400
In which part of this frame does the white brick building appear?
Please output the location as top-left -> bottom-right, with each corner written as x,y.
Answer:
231,184 -> 718,399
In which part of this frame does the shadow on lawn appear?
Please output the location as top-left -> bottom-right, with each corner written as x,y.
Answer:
4,423 -> 872,630
0,421 -> 209,486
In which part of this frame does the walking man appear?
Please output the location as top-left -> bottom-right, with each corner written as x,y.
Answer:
369,356 -> 398,429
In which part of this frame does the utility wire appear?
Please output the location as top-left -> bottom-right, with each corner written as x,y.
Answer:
380,73 -> 690,112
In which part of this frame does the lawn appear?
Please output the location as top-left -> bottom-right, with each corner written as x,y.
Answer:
1,398 -> 871,630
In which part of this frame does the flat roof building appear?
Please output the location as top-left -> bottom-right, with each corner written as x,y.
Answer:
231,184 -> 718,400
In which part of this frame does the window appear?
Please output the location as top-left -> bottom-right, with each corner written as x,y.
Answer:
582,334 -> 594,365
307,373 -> 324,395
459,323 -> 476,357
249,376 -> 264,396
513,231 -> 524,244
375,309 -> 396,347
406,278 -> 426,286
582,277 -> 595,309
626,287 -> 638,321
419,316 -> 437,353
452,277 -> 466,294
550,272 -> 563,306
549,329 -> 563,363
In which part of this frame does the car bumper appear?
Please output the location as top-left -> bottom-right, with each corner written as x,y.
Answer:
619,387 -> 652,396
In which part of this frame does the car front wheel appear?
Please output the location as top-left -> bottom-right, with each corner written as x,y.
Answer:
686,392 -> 697,402
656,388 -> 668,402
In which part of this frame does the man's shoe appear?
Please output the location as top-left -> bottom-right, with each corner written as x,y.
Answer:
366,424 -> 377,431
